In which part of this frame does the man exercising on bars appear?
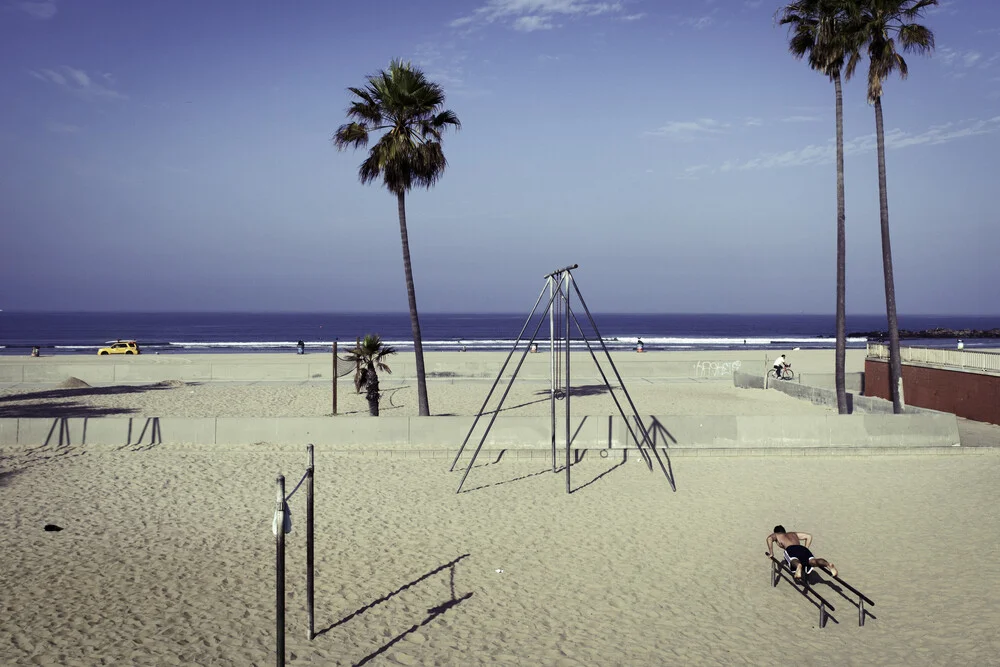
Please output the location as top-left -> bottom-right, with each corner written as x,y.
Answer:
766,525 -> 838,581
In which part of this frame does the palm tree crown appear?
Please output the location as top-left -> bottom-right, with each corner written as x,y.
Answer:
779,0 -> 859,79
333,59 -> 461,195
347,334 -> 396,394
844,0 -> 937,102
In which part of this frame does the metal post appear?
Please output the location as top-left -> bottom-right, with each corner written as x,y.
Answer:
332,341 -> 338,416
306,445 -> 315,641
859,599 -> 865,627
564,271 -> 572,494
275,475 -> 285,667
549,275 -> 557,473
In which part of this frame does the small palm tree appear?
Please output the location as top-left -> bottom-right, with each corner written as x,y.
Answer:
778,0 -> 860,415
345,334 -> 397,416
845,0 -> 937,413
333,60 -> 461,417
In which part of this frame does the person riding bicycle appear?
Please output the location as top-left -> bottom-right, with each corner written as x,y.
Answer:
773,354 -> 790,380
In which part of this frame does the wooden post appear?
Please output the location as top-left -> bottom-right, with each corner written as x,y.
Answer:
275,475 -> 285,667
306,445 -> 315,641
332,341 -> 338,416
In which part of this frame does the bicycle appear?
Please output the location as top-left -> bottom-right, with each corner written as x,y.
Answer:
768,363 -> 794,381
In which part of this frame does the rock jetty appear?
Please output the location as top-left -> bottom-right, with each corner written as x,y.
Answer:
848,327 -> 1000,340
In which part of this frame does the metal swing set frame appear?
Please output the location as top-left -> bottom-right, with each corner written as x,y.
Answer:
450,264 -> 675,493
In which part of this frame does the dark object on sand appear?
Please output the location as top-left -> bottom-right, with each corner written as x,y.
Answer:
44,524 -> 63,531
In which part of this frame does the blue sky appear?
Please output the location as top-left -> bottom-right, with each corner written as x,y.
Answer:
0,0 -> 997,315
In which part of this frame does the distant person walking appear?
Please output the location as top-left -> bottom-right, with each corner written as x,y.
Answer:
297,340 -> 305,355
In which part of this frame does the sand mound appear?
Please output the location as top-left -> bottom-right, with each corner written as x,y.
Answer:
57,377 -> 91,389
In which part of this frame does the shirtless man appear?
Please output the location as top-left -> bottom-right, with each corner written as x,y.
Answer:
766,525 -> 838,581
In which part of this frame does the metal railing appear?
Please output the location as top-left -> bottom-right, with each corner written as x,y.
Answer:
866,343 -> 1000,374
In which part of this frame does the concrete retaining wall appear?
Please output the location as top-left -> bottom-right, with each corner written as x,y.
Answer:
767,377 -> 940,416
793,372 -> 864,393
0,412 -> 960,449
733,371 -> 863,393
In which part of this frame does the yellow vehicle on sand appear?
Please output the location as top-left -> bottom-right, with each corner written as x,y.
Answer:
97,340 -> 141,355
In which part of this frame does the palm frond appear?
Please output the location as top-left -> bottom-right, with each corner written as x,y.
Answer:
902,0 -> 938,19
898,23 -> 935,53
333,122 -> 370,151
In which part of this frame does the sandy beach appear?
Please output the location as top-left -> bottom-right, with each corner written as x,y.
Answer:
2,446 -> 999,666
2,349 -> 999,665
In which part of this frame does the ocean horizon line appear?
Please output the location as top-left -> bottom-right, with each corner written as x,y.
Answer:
1,309 -> 998,318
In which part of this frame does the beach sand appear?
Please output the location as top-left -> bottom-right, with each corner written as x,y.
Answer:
0,349 -> 862,419
2,445 -> 998,666
2,349 -> 998,665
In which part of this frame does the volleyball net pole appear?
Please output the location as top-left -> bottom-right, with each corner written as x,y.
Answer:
273,444 -> 316,667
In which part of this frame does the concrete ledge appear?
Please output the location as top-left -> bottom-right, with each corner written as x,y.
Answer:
752,373 -> 940,416
0,412 -> 960,448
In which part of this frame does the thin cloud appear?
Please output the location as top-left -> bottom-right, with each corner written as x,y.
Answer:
13,0 -> 56,19
620,13 -> 645,21
782,115 -> 822,122
514,15 -> 554,31
450,0 -> 623,32
645,118 -> 730,141
939,47 -> 983,68
680,15 -> 714,30
927,0 -> 957,15
744,117 -> 763,127
677,164 -> 711,180
744,0 -> 762,8
699,116 -> 1000,173
46,121 -> 80,133
30,66 -> 127,100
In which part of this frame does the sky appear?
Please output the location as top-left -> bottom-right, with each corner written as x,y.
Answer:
0,0 -> 997,315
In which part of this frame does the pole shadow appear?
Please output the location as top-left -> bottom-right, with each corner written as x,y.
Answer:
315,554 -> 471,638
569,449 -> 629,494
117,417 -> 164,451
646,417 -> 677,491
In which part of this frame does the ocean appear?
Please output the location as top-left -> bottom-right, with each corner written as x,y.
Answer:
1,312 -> 997,356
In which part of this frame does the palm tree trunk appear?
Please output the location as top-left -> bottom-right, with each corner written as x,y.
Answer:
396,191 -> 430,416
367,372 -> 380,416
873,96 -> 903,414
834,72 -> 847,415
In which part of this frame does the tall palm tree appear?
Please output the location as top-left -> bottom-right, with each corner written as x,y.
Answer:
845,0 -> 937,413
333,60 -> 461,417
779,0 -> 859,414
345,334 -> 397,416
